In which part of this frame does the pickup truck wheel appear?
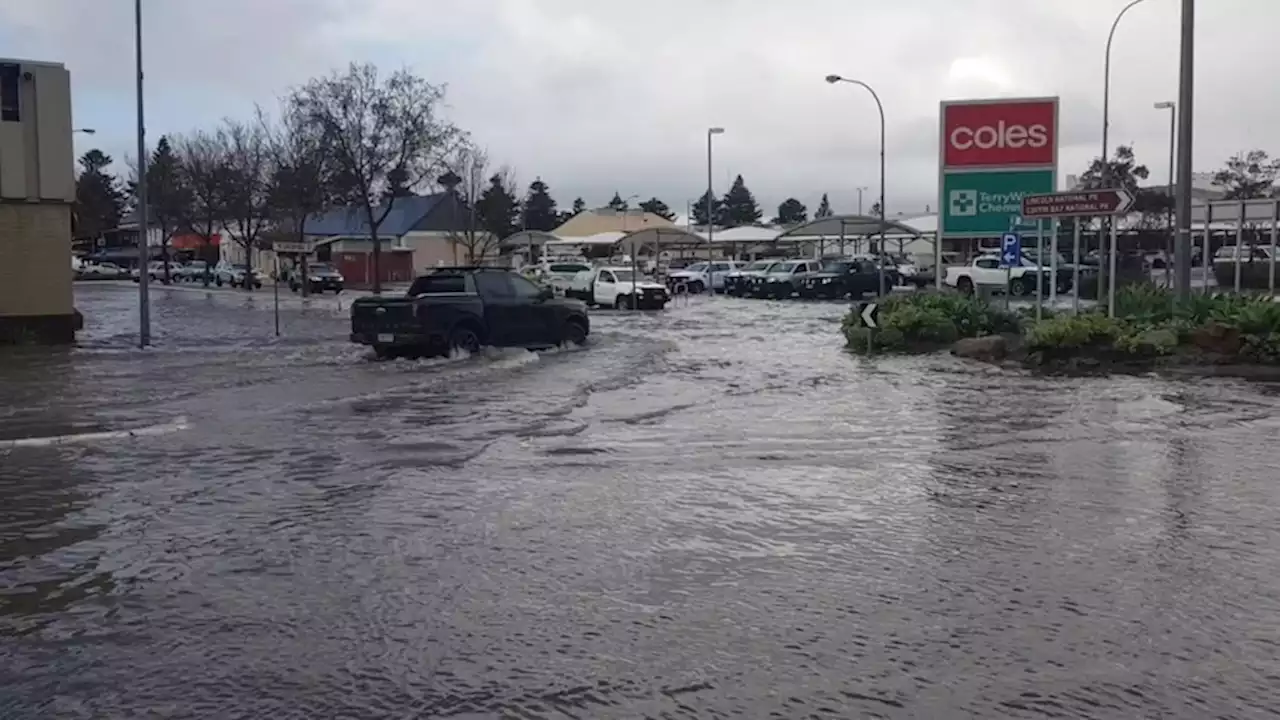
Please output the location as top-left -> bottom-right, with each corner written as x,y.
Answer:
449,325 -> 482,355
956,276 -> 974,295
617,294 -> 634,310
1009,278 -> 1029,296
563,319 -> 588,346
687,280 -> 704,294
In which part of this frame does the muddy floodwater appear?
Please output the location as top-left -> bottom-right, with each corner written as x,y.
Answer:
3,282 -> 1280,718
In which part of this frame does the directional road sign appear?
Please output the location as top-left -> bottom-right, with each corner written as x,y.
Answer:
1021,188 -> 1134,218
858,302 -> 879,329
1000,232 -> 1022,269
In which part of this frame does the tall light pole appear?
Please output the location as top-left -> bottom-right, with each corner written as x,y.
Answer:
1100,0 -> 1154,298
826,74 -> 887,295
856,186 -> 868,215
706,127 -> 724,273
1155,100 -> 1176,284
135,0 -> 150,348
1173,0 -> 1194,299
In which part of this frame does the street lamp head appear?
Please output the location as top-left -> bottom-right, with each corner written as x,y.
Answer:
708,127 -> 724,135
824,74 -> 842,84
1153,101 -> 1175,110
74,128 -> 96,134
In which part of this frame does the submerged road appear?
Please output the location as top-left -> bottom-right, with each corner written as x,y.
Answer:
3,283 -> 1280,718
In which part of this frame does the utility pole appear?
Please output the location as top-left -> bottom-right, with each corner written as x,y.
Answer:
1173,0 -> 1195,298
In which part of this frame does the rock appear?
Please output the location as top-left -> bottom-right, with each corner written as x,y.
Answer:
952,335 -> 1008,361
1189,322 -> 1242,356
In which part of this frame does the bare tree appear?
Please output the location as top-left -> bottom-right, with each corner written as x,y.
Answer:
441,144 -> 502,265
259,100 -> 332,297
173,130 -> 231,286
221,119 -> 274,289
292,63 -> 461,293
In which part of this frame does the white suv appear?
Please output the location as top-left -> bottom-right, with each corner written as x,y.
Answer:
667,261 -> 743,293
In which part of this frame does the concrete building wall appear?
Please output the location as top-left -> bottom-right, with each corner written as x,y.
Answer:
0,203 -> 76,338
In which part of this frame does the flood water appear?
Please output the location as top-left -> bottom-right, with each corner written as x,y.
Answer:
4,282 -> 1280,718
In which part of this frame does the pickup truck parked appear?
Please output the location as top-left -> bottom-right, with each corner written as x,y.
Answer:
723,259 -> 779,296
667,261 -> 742,294
747,259 -> 823,299
349,267 -> 591,360
944,254 -> 1070,296
799,258 -> 896,299
566,267 -> 670,309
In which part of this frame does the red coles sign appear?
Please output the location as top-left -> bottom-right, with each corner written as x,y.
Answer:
942,99 -> 1057,168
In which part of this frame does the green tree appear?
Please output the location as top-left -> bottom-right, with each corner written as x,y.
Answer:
639,197 -> 676,221
144,136 -> 192,283
691,189 -> 723,226
262,100 -> 335,297
720,174 -> 762,227
521,177 -> 559,231
869,201 -> 882,217
772,198 -> 807,225
476,169 -> 521,241
74,149 -> 125,244
607,192 -> 628,211
1213,150 -> 1280,200
815,192 -> 833,218
571,197 -> 586,214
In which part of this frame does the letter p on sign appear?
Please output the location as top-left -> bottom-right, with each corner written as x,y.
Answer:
942,98 -> 1057,168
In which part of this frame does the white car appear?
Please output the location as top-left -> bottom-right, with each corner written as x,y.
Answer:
76,262 -> 127,279
176,260 -> 211,282
567,267 -> 670,309
667,260 -> 743,293
944,254 -> 1065,296
213,263 -> 265,289
540,262 -> 593,296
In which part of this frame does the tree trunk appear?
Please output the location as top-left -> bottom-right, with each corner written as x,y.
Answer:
297,223 -> 310,299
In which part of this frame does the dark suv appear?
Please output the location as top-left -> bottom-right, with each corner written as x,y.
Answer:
799,258 -> 897,299
748,259 -> 822,299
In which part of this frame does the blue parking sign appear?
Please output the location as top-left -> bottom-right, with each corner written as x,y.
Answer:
1000,232 -> 1022,269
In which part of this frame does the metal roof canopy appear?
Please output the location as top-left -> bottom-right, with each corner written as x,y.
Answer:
501,230 -> 563,247
774,214 -> 922,240
617,227 -> 707,253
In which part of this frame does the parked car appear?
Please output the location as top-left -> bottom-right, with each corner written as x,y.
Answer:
565,266 -> 670,309
541,262 -> 593,296
131,261 -> 176,283
77,262 -> 127,280
176,260 -> 211,283
289,263 -> 344,294
747,259 -> 823,299
214,263 -> 265,289
723,260 -> 780,296
349,267 -> 591,360
667,261 -> 743,294
944,254 -> 1068,296
799,258 -> 896,299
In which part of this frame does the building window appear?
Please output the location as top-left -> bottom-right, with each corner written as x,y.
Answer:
0,64 -> 20,122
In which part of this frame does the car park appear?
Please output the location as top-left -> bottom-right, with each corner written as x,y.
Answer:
350,267 -> 590,360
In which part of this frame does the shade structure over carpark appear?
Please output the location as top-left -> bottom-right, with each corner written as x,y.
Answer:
773,214 -> 922,240
615,227 -> 709,256
500,230 -> 564,248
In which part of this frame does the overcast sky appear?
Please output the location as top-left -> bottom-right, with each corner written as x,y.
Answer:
2,0 -> 1275,219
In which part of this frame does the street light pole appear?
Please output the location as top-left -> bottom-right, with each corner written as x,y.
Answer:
1155,101 -> 1176,286
1100,0 -> 1153,302
135,0 -> 150,348
1173,0 -> 1195,299
856,186 -> 868,215
706,127 -> 724,285
826,75 -> 887,296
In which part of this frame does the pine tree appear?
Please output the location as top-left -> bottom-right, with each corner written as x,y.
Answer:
521,177 -> 559,231
476,173 -> 521,240
572,197 -> 586,214
772,198 -> 807,225
74,149 -> 125,242
815,193 -> 833,218
720,174 -> 762,227
639,197 -> 676,221
869,201 -> 882,217
691,189 -> 723,226
607,192 -> 628,211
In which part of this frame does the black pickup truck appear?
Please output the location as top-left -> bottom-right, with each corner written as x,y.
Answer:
350,267 -> 590,359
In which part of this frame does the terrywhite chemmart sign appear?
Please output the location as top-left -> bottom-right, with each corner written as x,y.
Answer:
942,170 -> 1054,236
939,97 -> 1058,239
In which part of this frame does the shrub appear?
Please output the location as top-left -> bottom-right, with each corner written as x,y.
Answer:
842,291 -> 1020,352
1025,313 -> 1126,352
1115,327 -> 1178,357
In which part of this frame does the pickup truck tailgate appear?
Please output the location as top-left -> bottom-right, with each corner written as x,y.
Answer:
351,299 -> 417,334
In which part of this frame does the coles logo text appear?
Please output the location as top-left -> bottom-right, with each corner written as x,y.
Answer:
942,100 -> 1056,168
